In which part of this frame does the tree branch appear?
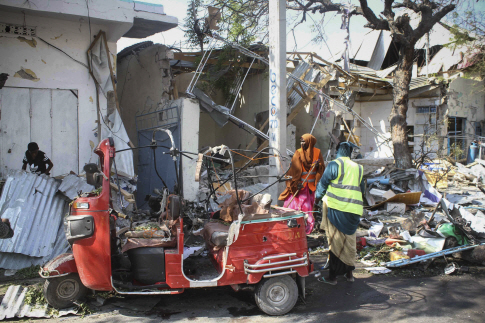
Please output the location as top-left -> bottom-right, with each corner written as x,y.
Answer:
359,0 -> 390,30
413,3 -> 456,43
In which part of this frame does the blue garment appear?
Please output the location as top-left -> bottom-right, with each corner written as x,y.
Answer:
315,144 -> 364,235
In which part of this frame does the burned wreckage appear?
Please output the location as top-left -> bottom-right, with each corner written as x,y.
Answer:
39,131 -> 314,316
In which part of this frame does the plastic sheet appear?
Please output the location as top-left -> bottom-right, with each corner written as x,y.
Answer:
101,109 -> 134,178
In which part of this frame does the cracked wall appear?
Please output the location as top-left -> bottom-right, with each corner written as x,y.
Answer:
116,44 -> 174,172
0,10 -> 116,176
445,77 -> 485,146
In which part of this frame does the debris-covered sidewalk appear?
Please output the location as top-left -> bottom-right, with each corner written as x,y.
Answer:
331,157 -> 485,277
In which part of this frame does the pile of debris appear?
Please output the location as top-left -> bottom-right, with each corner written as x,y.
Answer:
353,158 -> 485,275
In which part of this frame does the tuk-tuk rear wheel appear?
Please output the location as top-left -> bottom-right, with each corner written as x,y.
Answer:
43,274 -> 88,309
254,275 -> 298,316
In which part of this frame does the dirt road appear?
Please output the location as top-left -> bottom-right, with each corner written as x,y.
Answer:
27,257 -> 485,323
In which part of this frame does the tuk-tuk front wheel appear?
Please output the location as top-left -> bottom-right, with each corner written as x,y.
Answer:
43,274 -> 88,309
254,275 -> 298,316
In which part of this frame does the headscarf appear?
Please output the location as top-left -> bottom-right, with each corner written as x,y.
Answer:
336,142 -> 355,158
278,134 -> 325,201
300,134 -> 317,170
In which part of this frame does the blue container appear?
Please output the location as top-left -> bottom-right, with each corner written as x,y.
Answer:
467,142 -> 478,165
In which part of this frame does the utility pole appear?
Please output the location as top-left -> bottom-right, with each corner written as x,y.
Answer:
426,32 -> 430,77
268,0 -> 287,204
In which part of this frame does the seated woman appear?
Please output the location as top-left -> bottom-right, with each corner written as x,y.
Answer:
278,134 -> 325,234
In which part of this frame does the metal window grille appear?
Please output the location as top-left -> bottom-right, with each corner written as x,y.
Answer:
416,106 -> 437,114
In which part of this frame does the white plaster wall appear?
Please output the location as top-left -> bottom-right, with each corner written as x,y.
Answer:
117,44 -> 173,168
355,97 -> 440,156
446,77 -> 485,141
221,73 -> 333,153
0,11 -> 117,173
180,98 -> 200,201
0,0 -> 177,41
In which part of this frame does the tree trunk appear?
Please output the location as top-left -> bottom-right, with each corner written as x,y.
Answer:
389,45 -> 414,169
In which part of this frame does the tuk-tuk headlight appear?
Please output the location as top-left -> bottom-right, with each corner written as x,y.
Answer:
74,202 -> 90,209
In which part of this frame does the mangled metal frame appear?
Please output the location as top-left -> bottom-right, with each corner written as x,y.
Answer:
195,145 -> 292,212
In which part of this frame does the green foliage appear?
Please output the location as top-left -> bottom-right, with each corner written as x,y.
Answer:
77,302 -> 93,318
25,284 -> 46,306
450,142 -> 465,159
183,0 -> 261,52
449,10 -> 485,80
183,0 -> 209,51
18,265 -> 41,279
134,223 -> 162,231
449,27 -> 474,47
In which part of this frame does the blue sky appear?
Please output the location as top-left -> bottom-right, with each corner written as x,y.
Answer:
117,0 -> 484,61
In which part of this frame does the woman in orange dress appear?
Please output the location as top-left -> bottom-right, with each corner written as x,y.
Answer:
278,134 -> 325,233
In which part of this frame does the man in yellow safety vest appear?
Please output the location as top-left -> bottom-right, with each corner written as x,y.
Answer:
313,142 -> 364,285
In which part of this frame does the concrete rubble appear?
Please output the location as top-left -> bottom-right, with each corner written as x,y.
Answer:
341,156 -> 485,274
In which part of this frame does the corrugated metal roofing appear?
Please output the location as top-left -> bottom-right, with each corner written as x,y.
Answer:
58,174 -> 94,200
286,61 -> 322,111
0,218 -> 69,270
419,45 -> 467,76
352,30 -> 381,62
0,285 -> 49,320
376,65 -> 397,78
386,76 -> 431,91
0,285 -> 76,320
367,31 -> 393,70
0,171 -> 68,258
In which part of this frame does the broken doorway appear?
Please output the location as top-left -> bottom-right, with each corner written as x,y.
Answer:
0,87 -> 79,178
136,104 -> 181,208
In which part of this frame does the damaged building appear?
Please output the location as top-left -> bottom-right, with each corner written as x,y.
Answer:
0,0 -> 177,268
116,21 -> 484,200
0,0 -> 178,179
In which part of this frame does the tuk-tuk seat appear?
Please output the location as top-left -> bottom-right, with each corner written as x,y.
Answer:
121,237 -> 177,253
203,222 -> 230,248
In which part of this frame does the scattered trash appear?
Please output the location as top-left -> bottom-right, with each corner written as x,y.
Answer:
365,267 -> 392,274
444,262 -> 460,275
3,269 -> 16,276
368,222 -> 384,238
384,243 -> 485,268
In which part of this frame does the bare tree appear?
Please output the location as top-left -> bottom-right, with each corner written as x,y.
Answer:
201,0 -> 457,169
287,0 -> 457,169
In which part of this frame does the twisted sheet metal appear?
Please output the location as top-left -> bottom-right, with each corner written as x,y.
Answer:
0,214 -> 70,269
57,174 -> 94,200
0,285 -> 77,320
286,62 -> 322,111
0,171 -> 67,258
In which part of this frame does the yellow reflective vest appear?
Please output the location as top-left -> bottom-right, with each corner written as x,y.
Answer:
326,157 -> 364,216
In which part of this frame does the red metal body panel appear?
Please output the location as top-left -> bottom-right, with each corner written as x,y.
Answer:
164,215 -> 310,289
217,216 -> 309,286
70,139 -> 113,291
42,253 -> 77,276
165,218 -> 188,289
